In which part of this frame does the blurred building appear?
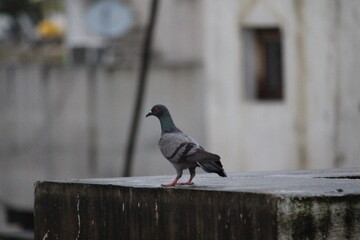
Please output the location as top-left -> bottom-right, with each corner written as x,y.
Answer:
0,0 -> 359,236
64,0 -> 202,65
0,0 -> 205,235
203,0 -> 360,173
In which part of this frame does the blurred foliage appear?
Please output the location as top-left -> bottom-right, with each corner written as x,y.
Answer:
0,0 -> 42,21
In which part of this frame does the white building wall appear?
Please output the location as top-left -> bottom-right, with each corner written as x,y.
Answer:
203,0 -> 360,172
337,1 -> 360,168
303,0 -> 339,169
155,0 -> 203,63
134,0 -> 203,63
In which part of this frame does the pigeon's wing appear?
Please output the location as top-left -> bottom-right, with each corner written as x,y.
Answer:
159,132 -> 221,162
185,148 -> 220,162
197,160 -> 227,177
159,132 -> 201,163
184,145 -> 227,177
159,132 -> 227,177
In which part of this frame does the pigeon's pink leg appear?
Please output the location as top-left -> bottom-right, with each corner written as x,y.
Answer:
180,167 -> 195,185
161,177 -> 180,187
180,176 -> 195,185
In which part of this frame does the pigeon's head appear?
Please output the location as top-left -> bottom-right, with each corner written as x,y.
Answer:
146,104 -> 169,118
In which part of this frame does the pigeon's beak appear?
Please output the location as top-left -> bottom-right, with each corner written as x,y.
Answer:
146,111 -> 153,118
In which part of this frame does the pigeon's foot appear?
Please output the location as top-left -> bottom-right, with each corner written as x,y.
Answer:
161,179 -> 181,187
161,182 -> 193,187
180,182 -> 194,185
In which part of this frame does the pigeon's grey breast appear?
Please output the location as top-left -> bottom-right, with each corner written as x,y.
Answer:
158,132 -> 200,163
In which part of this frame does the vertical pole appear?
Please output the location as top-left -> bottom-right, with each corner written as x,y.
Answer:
87,66 -> 98,175
123,0 -> 160,177
41,64 -> 53,177
5,66 -> 17,156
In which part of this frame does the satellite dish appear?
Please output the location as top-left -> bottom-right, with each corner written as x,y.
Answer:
86,0 -> 134,38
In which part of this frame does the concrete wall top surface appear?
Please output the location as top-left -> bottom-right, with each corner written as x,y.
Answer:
47,168 -> 360,197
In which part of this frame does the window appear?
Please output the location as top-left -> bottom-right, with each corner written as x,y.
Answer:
242,27 -> 284,101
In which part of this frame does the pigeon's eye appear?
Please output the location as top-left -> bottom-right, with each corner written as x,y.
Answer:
153,107 -> 159,112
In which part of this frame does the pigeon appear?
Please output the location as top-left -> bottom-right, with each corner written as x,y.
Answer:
146,104 -> 227,187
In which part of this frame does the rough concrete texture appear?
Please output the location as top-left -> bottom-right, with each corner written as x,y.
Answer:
35,168 -> 360,240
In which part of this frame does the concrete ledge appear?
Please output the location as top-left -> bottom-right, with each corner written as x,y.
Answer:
34,168 -> 360,240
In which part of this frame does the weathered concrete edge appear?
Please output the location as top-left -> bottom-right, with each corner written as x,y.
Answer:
34,180 -> 360,240
276,194 -> 360,239
34,181 -> 281,240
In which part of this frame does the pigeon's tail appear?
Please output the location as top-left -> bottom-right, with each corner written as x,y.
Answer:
197,161 -> 227,177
